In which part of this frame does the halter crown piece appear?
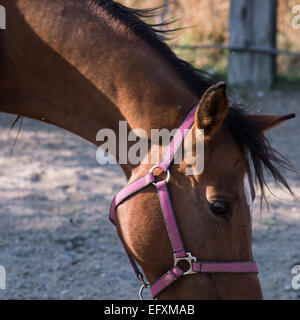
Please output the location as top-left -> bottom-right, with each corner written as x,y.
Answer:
109,105 -> 259,300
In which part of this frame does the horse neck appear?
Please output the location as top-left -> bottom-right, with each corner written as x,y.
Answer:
0,0 -> 197,177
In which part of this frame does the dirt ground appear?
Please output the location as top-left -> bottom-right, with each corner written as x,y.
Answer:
0,89 -> 299,300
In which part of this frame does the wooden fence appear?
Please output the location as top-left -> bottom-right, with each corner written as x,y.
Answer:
162,0 -> 299,88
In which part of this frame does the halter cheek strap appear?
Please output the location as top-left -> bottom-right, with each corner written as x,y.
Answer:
109,105 -> 258,299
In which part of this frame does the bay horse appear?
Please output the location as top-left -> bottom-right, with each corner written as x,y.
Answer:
0,0 -> 295,299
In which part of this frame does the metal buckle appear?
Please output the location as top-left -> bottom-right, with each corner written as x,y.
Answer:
150,165 -> 171,185
138,273 -> 150,300
174,252 -> 197,275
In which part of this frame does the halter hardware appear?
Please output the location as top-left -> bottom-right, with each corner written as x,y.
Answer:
109,105 -> 259,300
138,273 -> 150,300
174,252 -> 197,276
149,165 -> 171,185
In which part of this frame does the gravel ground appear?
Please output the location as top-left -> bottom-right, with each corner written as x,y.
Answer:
0,89 -> 299,300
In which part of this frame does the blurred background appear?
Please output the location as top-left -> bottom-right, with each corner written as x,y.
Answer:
120,0 -> 300,89
0,0 -> 299,300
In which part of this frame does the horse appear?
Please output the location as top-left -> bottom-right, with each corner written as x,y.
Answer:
0,0 -> 295,299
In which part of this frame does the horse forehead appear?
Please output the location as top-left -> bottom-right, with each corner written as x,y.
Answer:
204,144 -> 245,181
207,133 -> 244,165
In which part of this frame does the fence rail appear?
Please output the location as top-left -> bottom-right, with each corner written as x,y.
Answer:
172,44 -> 300,58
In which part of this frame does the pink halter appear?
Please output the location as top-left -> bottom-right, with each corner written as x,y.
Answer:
109,105 -> 258,299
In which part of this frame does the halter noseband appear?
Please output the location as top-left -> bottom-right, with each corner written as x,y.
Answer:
109,105 -> 258,299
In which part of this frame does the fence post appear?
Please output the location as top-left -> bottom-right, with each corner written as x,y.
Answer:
228,0 -> 277,89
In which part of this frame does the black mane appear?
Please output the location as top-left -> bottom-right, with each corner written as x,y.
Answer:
86,0 -> 294,204
225,105 -> 294,205
87,0 -> 215,98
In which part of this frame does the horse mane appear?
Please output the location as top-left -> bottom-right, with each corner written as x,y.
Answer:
9,0 -> 293,205
87,1 -> 293,205
225,105 -> 294,206
84,0 -> 215,98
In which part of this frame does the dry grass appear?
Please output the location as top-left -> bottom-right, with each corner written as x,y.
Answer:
119,0 -> 300,78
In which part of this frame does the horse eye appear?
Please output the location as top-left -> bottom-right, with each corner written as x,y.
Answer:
209,201 -> 231,219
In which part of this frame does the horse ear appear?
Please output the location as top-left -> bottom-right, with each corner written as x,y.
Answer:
195,82 -> 229,140
249,114 -> 296,132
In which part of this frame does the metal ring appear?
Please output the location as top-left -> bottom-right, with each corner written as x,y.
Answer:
149,165 -> 171,184
138,273 -> 150,300
139,283 -> 148,300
